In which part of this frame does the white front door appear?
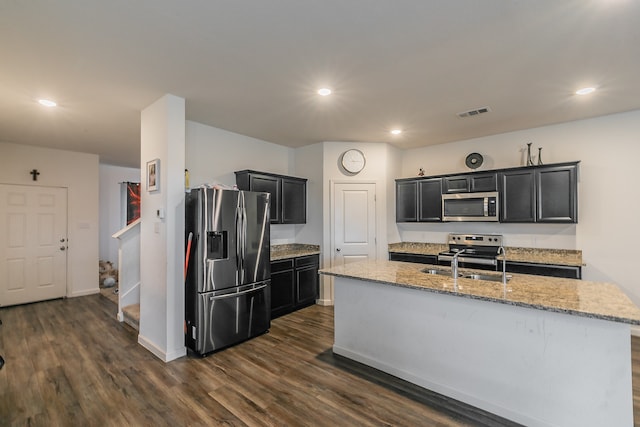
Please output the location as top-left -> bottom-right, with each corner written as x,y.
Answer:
0,184 -> 68,306
332,182 -> 377,267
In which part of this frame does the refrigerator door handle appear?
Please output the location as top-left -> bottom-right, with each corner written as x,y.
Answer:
208,284 -> 268,301
242,203 -> 247,263
237,191 -> 248,284
235,198 -> 242,284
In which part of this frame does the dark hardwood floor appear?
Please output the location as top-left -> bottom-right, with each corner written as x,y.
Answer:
0,295 -> 638,426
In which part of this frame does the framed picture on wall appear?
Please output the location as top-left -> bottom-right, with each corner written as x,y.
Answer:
147,159 -> 159,192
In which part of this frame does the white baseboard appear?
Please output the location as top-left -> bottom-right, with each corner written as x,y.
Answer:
138,333 -> 186,362
316,298 -> 334,306
70,288 -> 100,297
631,326 -> 640,337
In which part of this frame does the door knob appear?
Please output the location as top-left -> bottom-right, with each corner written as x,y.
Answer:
59,246 -> 66,251
336,248 -> 341,252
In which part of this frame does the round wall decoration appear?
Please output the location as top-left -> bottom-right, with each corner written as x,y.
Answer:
341,149 -> 366,174
465,152 -> 484,169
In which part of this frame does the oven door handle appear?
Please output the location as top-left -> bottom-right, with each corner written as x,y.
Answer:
438,255 -> 497,266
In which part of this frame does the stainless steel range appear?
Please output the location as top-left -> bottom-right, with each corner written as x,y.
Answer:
437,233 -> 503,271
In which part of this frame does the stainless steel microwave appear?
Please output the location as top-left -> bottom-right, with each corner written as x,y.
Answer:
442,191 -> 499,222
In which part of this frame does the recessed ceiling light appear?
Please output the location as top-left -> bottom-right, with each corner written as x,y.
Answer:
38,99 -> 57,107
317,88 -> 332,96
390,129 -> 402,135
575,87 -> 596,96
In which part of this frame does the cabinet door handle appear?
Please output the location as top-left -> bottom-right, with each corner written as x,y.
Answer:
336,248 -> 341,252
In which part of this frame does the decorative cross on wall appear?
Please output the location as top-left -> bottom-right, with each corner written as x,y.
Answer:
30,169 -> 40,181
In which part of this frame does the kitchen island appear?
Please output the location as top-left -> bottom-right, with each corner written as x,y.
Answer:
319,260 -> 640,427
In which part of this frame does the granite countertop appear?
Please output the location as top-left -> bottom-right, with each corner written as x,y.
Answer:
388,242 -> 448,256
271,243 -> 320,261
319,259 -> 640,325
388,242 -> 584,267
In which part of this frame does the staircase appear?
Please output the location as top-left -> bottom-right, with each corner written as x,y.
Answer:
112,219 -> 141,330
121,303 -> 140,330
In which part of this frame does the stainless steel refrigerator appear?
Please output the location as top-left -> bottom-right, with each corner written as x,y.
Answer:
185,187 -> 271,355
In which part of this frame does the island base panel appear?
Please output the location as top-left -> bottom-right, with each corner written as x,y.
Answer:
333,277 -> 632,427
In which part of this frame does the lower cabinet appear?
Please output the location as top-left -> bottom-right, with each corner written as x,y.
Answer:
389,252 -> 438,265
501,261 -> 582,279
270,259 -> 296,319
389,252 -> 581,279
270,254 -> 319,319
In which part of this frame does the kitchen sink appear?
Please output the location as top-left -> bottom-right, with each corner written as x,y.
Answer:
463,273 -> 512,283
421,267 -> 459,277
421,267 -> 511,283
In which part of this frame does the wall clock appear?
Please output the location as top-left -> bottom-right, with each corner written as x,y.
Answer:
341,149 -> 366,174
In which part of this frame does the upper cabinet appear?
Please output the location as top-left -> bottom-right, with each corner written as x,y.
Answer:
395,180 -> 418,222
396,177 -> 442,222
418,178 -> 443,222
500,162 -> 578,223
235,170 -> 307,224
500,169 -> 536,222
536,163 -> 578,222
396,161 -> 579,224
442,173 -> 497,193
281,178 -> 306,224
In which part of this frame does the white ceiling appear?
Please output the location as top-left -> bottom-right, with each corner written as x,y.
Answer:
2,1 -> 639,168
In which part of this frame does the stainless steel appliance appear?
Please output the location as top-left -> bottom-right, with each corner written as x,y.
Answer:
442,191 -> 499,222
185,187 -> 271,355
438,233 -> 503,271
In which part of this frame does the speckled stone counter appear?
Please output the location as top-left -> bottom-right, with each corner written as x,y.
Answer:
388,242 -> 448,256
388,242 -> 584,267
320,259 -> 640,325
271,244 -> 320,261
325,259 -> 637,425
503,246 -> 583,266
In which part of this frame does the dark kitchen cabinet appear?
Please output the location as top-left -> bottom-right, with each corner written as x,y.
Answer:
235,170 -> 307,224
500,170 -> 536,222
242,173 -> 281,223
500,162 -> 578,223
294,255 -> 319,308
281,178 -> 306,224
536,164 -> 577,222
389,252 -> 438,265
270,259 -> 295,318
396,180 -> 418,222
396,178 -> 442,222
389,251 -> 581,279
443,173 -> 497,193
418,178 -> 443,222
500,261 -> 582,279
270,254 -> 319,319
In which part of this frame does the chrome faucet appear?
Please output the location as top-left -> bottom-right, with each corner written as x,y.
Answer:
451,249 -> 466,279
497,246 -> 507,285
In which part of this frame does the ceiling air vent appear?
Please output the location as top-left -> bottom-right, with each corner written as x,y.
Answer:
457,106 -> 491,118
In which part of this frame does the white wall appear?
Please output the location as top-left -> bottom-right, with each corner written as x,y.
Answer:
293,142 -> 323,247
185,120 -> 308,244
0,142 -> 99,298
139,94 -> 186,362
320,141 -> 400,303
396,109 -> 640,305
98,164 -> 140,265
186,120 -> 292,187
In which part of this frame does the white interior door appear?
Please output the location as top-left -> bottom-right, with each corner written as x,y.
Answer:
0,184 -> 68,306
333,182 -> 377,267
